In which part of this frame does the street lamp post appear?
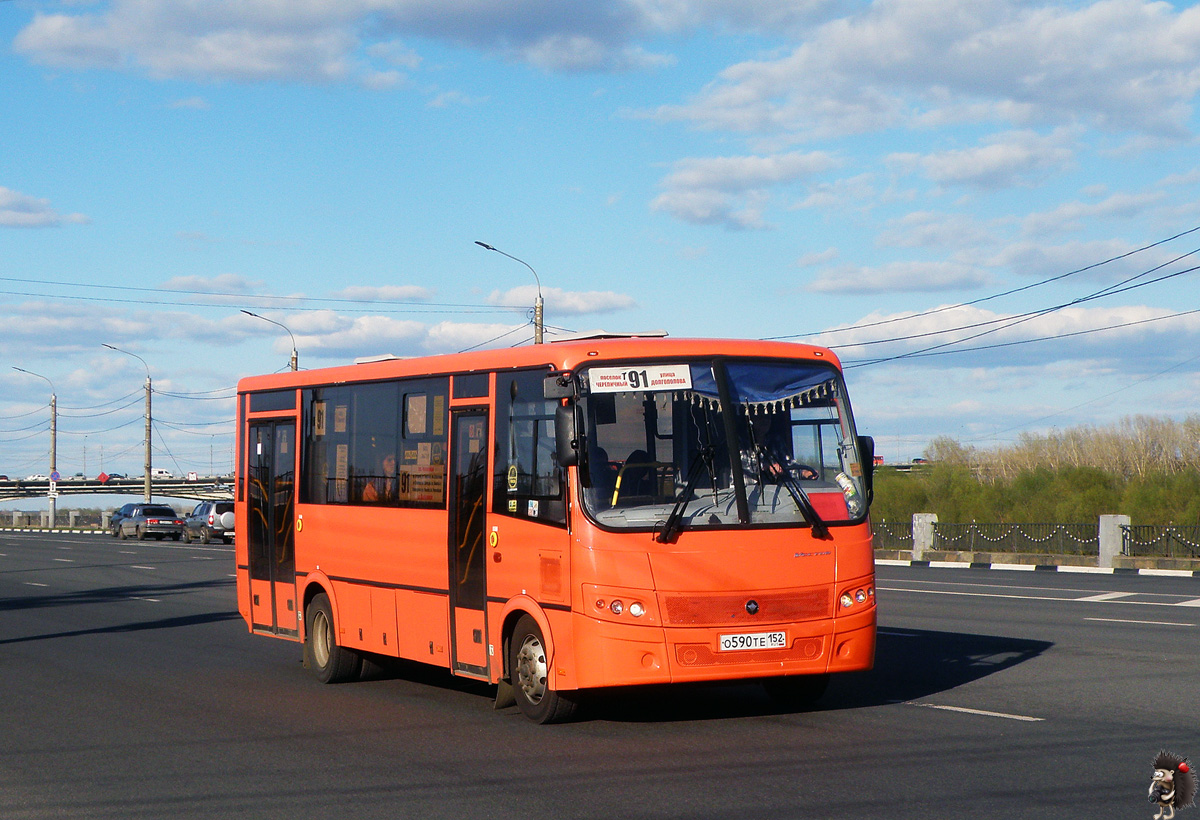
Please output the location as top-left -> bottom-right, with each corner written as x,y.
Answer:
475,241 -> 544,344
241,310 -> 298,371
12,367 -> 56,528
102,344 -> 153,502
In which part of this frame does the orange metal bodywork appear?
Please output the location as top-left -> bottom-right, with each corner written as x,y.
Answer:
234,337 -> 876,694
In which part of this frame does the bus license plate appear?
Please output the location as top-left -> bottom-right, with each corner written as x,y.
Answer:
718,631 -> 787,652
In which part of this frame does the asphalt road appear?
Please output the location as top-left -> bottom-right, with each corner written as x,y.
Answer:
1,531 -> 1196,819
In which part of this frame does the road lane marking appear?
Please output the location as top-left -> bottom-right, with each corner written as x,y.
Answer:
880,585 -> 1200,608
1076,591 -> 1133,602
23,582 -> 48,587
130,565 -> 156,570
1085,617 -> 1193,627
52,558 -> 74,563
903,701 -> 1044,722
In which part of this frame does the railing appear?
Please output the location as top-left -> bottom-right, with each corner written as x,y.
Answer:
873,518 -> 1200,563
933,522 -> 1099,555
872,521 -> 914,551
1123,525 -> 1200,559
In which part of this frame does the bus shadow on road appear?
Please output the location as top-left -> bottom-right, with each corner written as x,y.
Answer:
575,627 -> 1052,723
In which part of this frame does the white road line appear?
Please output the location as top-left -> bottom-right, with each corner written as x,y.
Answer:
1076,591 -> 1133,602
880,585 -> 1200,609
903,701 -> 1044,722
23,582 -> 48,588
52,558 -> 74,563
132,597 -> 161,603
130,565 -> 156,570
1085,617 -> 1194,627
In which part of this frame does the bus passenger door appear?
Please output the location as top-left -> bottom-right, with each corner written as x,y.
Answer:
448,409 -> 489,677
247,420 -> 298,637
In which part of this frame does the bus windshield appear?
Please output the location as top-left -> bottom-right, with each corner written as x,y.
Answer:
579,359 -> 868,534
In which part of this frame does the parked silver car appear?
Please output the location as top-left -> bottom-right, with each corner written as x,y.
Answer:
185,501 -> 234,544
115,504 -> 185,541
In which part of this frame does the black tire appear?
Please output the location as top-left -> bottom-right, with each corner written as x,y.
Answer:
304,593 -> 362,684
136,526 -> 147,541
509,614 -> 579,724
762,673 -> 829,709
110,524 -> 119,538
198,528 -> 210,545
117,525 -> 128,540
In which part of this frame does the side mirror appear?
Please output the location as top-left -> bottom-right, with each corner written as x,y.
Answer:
555,403 -> 581,468
544,373 -> 574,399
858,435 -> 875,505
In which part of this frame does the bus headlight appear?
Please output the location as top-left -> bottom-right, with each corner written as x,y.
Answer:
840,593 -> 854,609
628,601 -> 645,618
609,600 -> 624,615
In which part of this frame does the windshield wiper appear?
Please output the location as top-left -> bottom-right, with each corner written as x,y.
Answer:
656,445 -> 715,544
758,445 -> 831,540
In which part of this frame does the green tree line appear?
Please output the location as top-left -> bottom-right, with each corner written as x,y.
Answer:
872,416 -> 1200,526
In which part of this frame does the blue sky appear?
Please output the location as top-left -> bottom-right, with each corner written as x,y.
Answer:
3,0 -> 1200,489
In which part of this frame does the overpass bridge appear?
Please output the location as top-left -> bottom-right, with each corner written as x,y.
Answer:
0,477 -> 234,503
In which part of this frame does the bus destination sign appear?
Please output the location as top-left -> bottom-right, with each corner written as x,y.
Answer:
589,364 -> 692,393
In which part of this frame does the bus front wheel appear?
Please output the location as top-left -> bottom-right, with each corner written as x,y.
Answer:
304,593 -> 362,684
509,615 -> 578,724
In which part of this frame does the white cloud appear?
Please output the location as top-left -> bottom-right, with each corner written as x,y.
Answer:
652,151 -> 839,229
0,187 -> 90,228
876,211 -> 997,250
653,0 -> 1200,142
891,129 -> 1078,189
486,285 -> 636,315
806,261 -> 990,294
332,285 -> 434,301
1021,191 -> 1167,236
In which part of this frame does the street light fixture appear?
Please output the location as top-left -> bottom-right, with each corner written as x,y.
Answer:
102,344 -> 153,502
475,241 -> 544,344
241,310 -> 298,371
12,367 -> 57,528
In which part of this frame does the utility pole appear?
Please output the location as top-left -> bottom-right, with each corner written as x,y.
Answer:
13,368 -> 56,528
103,345 -> 153,502
475,241 -> 545,344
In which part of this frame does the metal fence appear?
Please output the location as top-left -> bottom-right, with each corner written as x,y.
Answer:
873,519 -> 1200,560
1123,525 -> 1200,559
873,521 -> 1100,555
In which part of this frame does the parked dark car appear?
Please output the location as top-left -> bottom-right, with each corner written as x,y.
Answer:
185,501 -> 234,544
114,504 -> 185,541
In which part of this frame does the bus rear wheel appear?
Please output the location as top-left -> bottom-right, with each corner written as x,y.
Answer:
304,593 -> 362,684
509,615 -> 578,724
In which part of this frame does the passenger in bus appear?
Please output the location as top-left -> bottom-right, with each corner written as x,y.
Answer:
362,453 -> 398,503
616,449 -> 656,500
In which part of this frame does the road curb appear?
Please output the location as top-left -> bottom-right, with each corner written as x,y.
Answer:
0,528 -> 107,535
876,558 -> 1200,578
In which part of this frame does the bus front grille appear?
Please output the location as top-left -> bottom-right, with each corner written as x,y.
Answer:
674,637 -> 824,667
661,588 -> 831,626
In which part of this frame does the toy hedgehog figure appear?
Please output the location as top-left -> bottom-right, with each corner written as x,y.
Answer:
1150,751 -> 1197,820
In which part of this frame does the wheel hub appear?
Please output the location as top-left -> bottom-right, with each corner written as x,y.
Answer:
515,634 -> 547,704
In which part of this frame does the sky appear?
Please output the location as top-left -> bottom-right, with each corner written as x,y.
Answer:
3,0 -> 1200,495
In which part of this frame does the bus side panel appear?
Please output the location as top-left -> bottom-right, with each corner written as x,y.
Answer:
294,505 -> 449,594
486,518 -> 572,607
396,590 -> 452,668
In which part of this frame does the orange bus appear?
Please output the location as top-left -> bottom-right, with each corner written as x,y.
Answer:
235,334 -> 877,722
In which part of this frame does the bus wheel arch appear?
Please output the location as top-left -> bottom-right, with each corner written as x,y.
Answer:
506,612 -> 579,724
302,585 -> 361,684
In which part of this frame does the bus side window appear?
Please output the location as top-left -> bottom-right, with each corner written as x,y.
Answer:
493,369 -> 566,526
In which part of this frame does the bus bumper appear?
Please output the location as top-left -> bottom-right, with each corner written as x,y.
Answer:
569,606 -> 875,689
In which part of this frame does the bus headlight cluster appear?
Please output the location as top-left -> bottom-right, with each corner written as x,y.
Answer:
839,586 -> 874,609
596,599 -> 646,617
